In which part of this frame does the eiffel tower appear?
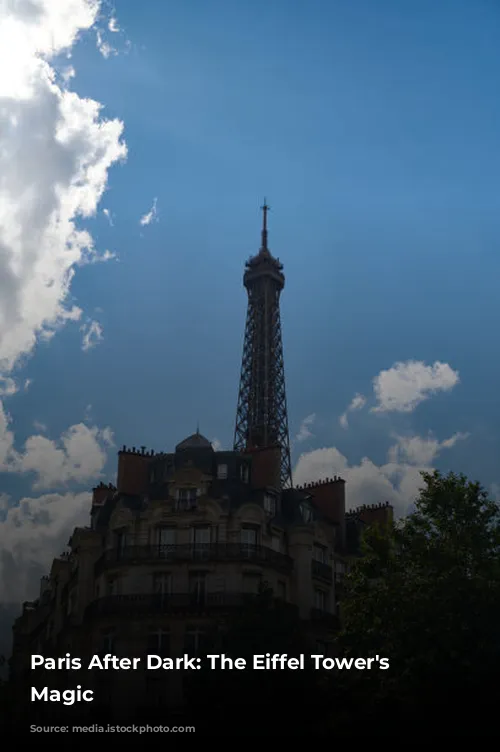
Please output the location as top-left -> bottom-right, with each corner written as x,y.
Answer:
234,201 -> 292,488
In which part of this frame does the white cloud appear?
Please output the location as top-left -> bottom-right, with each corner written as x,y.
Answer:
102,207 -> 114,226
0,490 -> 91,601
108,17 -> 120,33
371,360 -> 459,414
96,28 -> 117,59
339,394 -> 366,429
0,0 -> 126,377
0,377 -> 17,397
388,431 -> 469,466
0,400 -> 113,490
33,421 -> 48,433
296,413 -> 316,443
139,197 -> 158,226
81,319 -> 103,351
294,431 -> 469,518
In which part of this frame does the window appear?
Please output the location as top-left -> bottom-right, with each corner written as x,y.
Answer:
277,581 -> 286,600
189,573 -> 206,604
240,464 -> 249,483
115,530 -> 128,558
107,577 -> 119,596
314,589 -> 327,611
241,527 -> 257,547
212,577 -> 225,592
153,573 -> 171,596
157,527 -> 176,557
335,560 -> 346,574
185,625 -> 206,656
217,463 -> 228,480
241,527 -> 257,558
147,628 -> 170,656
300,503 -> 313,523
271,535 -> 281,552
176,488 -> 197,510
313,544 -> 327,564
190,526 -> 211,559
101,628 -> 115,653
264,494 -> 276,516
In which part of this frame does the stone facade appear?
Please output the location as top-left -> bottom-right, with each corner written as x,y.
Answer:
11,434 -> 390,720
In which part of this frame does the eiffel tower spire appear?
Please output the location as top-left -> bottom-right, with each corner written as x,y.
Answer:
233,202 -> 292,488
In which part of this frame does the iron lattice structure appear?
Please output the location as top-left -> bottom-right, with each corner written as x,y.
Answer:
234,203 -> 293,489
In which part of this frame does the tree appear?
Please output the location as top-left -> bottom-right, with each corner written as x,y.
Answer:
339,470 -> 500,734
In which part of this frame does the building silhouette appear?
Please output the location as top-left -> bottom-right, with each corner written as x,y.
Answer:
9,205 -> 392,723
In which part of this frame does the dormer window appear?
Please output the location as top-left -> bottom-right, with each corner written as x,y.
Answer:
217,464 -> 228,480
264,494 -> 276,516
176,488 -> 197,510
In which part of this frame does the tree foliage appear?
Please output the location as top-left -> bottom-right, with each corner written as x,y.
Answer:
339,470 -> 500,733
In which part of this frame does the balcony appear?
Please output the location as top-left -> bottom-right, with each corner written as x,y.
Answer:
86,592 -> 255,618
310,608 -> 340,631
95,543 -> 293,576
311,559 -> 333,583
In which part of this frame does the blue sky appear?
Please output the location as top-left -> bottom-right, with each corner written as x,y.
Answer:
0,0 -> 499,605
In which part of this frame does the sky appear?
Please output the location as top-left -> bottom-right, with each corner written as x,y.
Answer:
0,0 -> 499,623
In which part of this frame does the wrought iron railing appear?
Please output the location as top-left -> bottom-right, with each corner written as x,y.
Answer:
95,543 -> 293,575
85,591 -> 253,618
311,559 -> 333,583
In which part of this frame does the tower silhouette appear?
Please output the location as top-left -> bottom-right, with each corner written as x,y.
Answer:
234,201 -> 293,488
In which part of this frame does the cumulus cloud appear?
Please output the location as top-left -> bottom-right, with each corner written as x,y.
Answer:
0,408 -> 114,600
139,197 -> 158,226
0,377 -> 17,397
0,401 -> 113,490
0,490 -> 91,602
371,360 -> 459,413
296,413 -> 316,443
339,394 -> 366,429
0,0 -> 126,377
387,431 -> 469,466
81,319 -> 103,351
294,431 -> 469,518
